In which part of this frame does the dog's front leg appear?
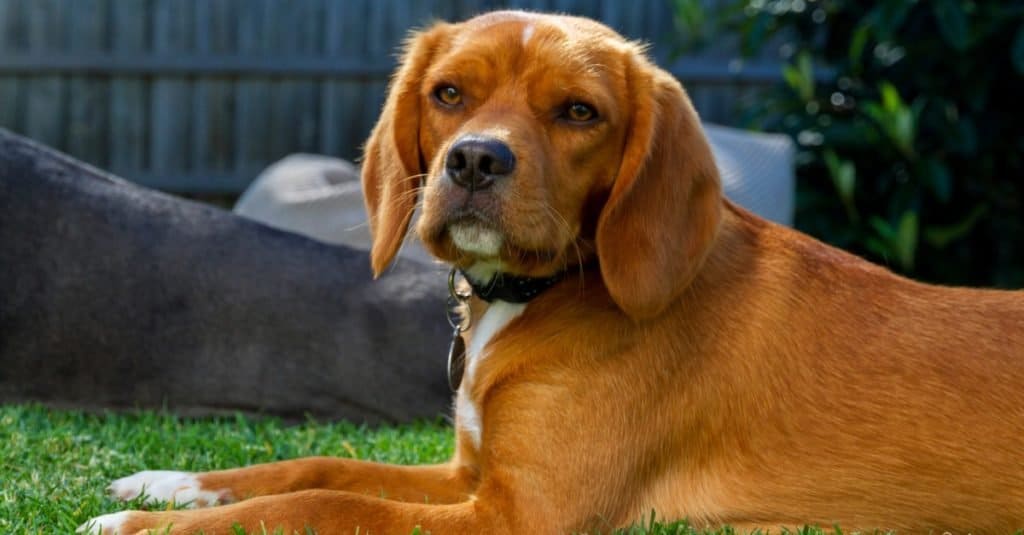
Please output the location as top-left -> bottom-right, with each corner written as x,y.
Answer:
106,458 -> 474,507
82,488 -> 512,535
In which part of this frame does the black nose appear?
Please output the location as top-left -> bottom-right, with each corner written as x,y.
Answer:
445,135 -> 516,191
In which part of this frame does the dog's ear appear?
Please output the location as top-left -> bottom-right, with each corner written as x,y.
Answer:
362,24 -> 449,277
596,56 -> 722,321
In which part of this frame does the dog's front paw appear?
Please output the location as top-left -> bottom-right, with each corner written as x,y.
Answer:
78,510 -> 183,535
77,511 -> 136,535
108,470 -> 229,508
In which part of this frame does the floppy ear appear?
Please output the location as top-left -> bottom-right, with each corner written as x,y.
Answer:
362,24 -> 449,277
596,56 -> 722,321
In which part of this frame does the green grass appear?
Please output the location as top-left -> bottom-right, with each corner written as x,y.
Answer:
0,404 -> 451,533
1,403 -> 838,535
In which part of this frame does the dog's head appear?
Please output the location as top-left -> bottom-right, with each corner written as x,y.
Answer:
362,11 -> 722,320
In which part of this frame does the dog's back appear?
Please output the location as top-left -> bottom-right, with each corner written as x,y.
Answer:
627,202 -> 1024,531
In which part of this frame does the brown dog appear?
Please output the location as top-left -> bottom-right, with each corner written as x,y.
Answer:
83,10 -> 1024,534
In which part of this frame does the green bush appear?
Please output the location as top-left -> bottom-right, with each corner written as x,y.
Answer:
684,0 -> 1024,287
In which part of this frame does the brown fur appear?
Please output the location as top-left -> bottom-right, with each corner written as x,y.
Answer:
100,11 -> 1024,534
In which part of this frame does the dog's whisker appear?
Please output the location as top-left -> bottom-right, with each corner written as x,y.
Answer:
534,202 -> 587,294
538,202 -> 582,270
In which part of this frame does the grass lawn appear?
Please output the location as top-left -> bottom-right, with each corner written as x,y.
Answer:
1,403 -> 832,534
1,404 -> 450,534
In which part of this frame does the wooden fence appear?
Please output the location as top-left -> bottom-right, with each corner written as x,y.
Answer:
0,0 -> 779,193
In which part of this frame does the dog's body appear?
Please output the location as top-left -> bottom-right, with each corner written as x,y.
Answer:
84,11 -> 1024,534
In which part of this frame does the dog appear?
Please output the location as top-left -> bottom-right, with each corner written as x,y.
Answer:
83,10 -> 1024,534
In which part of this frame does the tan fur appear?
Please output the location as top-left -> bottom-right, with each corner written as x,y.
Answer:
100,11 -> 1024,534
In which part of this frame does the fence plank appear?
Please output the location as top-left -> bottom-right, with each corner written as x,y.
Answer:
364,0 -> 406,157
357,1 -> 440,162
0,0 -> 24,132
65,0 -> 109,167
151,0 -> 194,177
233,0 -> 272,172
23,0 -> 65,150
0,0 -> 28,49
267,0 -> 322,163
193,0 -> 236,173
109,0 -> 149,175
318,0 -> 345,157
323,0 -> 387,161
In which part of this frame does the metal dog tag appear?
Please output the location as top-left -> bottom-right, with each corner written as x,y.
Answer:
445,268 -> 471,392
447,326 -> 466,392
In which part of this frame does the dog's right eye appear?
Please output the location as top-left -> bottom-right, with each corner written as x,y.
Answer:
557,101 -> 600,125
434,85 -> 463,107
565,102 -> 596,122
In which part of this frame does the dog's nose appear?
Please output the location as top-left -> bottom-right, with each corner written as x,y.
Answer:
445,136 -> 516,191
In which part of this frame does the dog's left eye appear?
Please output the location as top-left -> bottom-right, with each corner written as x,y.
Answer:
562,102 -> 598,123
434,85 -> 463,107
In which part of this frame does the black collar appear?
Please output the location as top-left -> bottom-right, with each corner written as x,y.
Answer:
460,270 -> 566,303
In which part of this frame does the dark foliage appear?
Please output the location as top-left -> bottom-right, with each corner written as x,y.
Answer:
683,0 -> 1024,287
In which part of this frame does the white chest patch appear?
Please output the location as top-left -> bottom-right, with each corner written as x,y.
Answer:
457,300 -> 526,449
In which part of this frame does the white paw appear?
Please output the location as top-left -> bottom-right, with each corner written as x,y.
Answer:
107,470 -> 227,508
77,511 -> 131,534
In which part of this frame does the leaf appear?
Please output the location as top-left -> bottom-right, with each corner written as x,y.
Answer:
863,83 -> 916,159
823,150 -> 858,221
743,13 -> 772,57
918,158 -> 953,203
950,116 -> 978,154
848,24 -> 870,71
933,0 -> 970,51
672,0 -> 708,52
838,168 -> 858,199
892,107 -> 916,157
866,0 -> 915,41
880,81 -> 903,113
783,65 -> 804,96
924,204 -> 989,248
782,52 -> 816,102
1012,24 -> 1024,75
895,210 -> 919,270
869,212 -> 918,271
865,236 -> 892,263
870,216 -> 896,242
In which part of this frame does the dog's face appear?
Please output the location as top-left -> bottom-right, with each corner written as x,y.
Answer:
363,11 -> 723,320
413,13 -> 631,281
